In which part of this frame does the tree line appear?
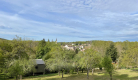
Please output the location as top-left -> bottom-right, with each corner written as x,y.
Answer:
0,37 -> 138,80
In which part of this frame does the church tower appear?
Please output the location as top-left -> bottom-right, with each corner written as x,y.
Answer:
56,38 -> 57,44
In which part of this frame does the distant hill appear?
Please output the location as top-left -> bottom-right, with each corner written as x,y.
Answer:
0,38 -> 7,40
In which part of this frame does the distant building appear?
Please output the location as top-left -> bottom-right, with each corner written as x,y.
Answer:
65,45 -> 68,48
35,59 -> 45,74
80,45 -> 83,49
64,45 -> 74,50
56,38 -> 57,44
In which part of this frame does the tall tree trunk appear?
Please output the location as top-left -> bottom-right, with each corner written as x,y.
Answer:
117,59 -> 119,69
16,76 -> 18,80
58,70 -> 60,76
68,70 -> 70,74
82,69 -> 83,73
77,68 -> 79,74
62,71 -> 63,78
92,68 -> 94,75
20,75 -> 22,80
110,73 -> 112,80
33,72 -> 34,76
87,69 -> 89,79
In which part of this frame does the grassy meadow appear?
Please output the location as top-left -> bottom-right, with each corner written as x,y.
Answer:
9,69 -> 138,80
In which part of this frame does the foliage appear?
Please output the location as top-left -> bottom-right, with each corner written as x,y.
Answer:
91,40 -> 112,57
102,56 -> 114,80
105,42 -> 118,62
103,56 -> 114,73
77,48 -> 101,79
7,59 -> 36,78
45,45 -> 75,78
2,36 -> 138,79
119,45 -> 138,68
75,48 -> 79,54
0,41 -> 12,52
80,49 -> 101,69
0,52 -> 6,80
36,39 -> 57,59
0,36 -> 36,80
0,52 -> 4,69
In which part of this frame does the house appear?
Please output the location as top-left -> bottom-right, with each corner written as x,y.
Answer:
65,45 -> 68,48
80,45 -> 83,49
64,45 -> 74,50
35,59 -> 45,74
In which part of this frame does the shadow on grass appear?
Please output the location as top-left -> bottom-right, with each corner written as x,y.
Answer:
45,71 -> 138,80
46,74 -> 138,80
22,73 -> 58,79
21,69 -> 138,80
130,68 -> 138,72
46,74 -> 86,80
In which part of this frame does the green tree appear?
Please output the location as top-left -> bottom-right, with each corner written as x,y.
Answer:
75,48 -> 79,54
7,59 -> 36,80
103,56 -> 114,80
106,43 -> 118,63
0,41 -> 12,52
36,39 -> 46,59
91,41 -> 112,57
73,51 -> 84,74
79,49 -> 100,79
11,38 -> 29,60
4,36 -> 36,80
0,40 -> 13,79
36,39 -> 52,59
46,45 -> 74,78
25,40 -> 37,59
0,52 -> 6,80
119,45 -> 138,68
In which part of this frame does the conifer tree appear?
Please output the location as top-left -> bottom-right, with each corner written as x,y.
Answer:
106,42 -> 118,63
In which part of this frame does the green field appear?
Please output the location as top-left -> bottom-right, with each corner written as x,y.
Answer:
10,69 -> 138,80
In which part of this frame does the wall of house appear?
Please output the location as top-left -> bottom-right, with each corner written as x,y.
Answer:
36,64 -> 45,73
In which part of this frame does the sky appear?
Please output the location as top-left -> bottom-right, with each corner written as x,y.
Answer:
0,0 -> 138,42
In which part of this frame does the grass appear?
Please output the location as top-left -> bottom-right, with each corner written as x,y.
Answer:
9,69 -> 138,80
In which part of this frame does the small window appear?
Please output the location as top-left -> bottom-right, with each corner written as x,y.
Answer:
35,66 -> 38,69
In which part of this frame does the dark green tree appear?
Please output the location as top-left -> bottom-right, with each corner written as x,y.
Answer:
36,39 -> 51,59
106,43 -> 118,63
75,48 -> 79,54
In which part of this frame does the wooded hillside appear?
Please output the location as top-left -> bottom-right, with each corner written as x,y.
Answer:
0,37 -> 138,80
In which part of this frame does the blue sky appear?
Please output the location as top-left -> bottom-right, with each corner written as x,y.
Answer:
0,0 -> 138,42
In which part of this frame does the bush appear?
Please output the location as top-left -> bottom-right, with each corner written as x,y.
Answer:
70,69 -> 74,74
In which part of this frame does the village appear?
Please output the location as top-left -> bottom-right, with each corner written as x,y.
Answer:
34,41 -> 92,75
